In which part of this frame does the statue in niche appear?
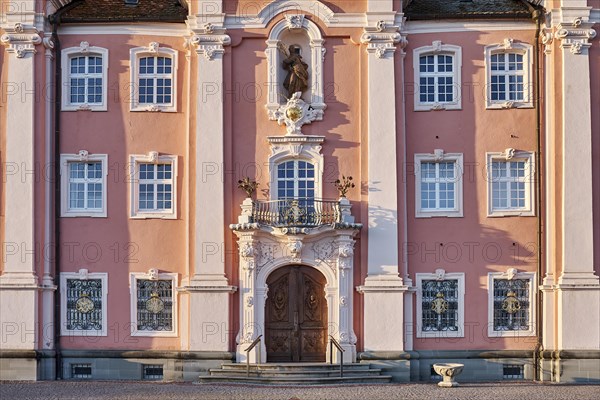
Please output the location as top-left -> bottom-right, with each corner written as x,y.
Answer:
281,44 -> 309,98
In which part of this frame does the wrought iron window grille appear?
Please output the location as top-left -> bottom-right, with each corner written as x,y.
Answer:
421,279 -> 459,332
493,279 -> 530,331
66,279 -> 103,331
136,279 -> 173,331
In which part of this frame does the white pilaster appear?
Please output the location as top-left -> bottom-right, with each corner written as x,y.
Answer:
0,17 -> 42,351
183,11 -> 236,353
553,7 -> 600,351
361,18 -> 404,281
357,18 -> 410,352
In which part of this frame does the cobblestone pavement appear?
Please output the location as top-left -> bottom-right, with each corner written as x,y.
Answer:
1,381 -> 600,400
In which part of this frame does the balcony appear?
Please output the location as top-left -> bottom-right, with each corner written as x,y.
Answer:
231,197 -> 360,232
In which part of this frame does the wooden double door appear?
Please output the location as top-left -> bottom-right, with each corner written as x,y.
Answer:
265,266 -> 328,362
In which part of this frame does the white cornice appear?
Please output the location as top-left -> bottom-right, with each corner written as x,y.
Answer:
405,20 -> 536,34
58,23 -> 188,36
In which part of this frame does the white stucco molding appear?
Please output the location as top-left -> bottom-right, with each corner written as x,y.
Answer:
267,135 -> 325,200
360,20 -> 406,59
224,0 -> 362,29
230,225 -> 361,363
484,40 -> 534,109
265,16 -> 326,121
188,23 -> 231,61
0,23 -> 42,58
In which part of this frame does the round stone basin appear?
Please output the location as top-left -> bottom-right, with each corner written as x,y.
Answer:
433,363 -> 464,387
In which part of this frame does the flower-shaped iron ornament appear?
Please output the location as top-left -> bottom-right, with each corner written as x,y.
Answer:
145,292 -> 165,314
431,292 -> 449,314
75,293 -> 95,314
502,291 -> 521,314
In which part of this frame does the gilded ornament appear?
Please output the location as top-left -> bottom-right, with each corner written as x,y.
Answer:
431,292 -> 449,315
146,292 -> 165,314
502,291 -> 521,314
75,293 -> 95,314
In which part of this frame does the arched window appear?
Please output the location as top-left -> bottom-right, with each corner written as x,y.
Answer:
61,43 -> 109,111
276,160 -> 316,200
130,43 -> 178,112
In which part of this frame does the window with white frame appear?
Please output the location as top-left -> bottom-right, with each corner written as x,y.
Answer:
60,270 -> 108,336
413,42 -> 462,111
485,40 -> 533,109
60,152 -> 108,217
130,271 -> 177,337
416,271 -> 465,338
62,43 -> 108,111
414,151 -> 463,218
488,271 -> 535,337
129,153 -> 177,219
130,43 -> 177,112
276,160 -> 316,200
487,150 -> 535,217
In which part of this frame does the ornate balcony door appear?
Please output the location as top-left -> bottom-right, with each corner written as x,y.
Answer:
265,265 -> 327,362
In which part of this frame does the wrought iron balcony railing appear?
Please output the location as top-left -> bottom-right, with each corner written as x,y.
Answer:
251,198 -> 341,227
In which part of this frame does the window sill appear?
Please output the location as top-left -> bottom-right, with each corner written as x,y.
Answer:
416,211 -> 463,218
486,102 -> 534,110
414,103 -> 462,112
487,329 -> 535,338
487,210 -> 535,218
62,105 -> 107,112
130,105 -> 176,113
130,330 -> 178,338
416,331 -> 464,339
62,212 -> 107,218
61,330 -> 107,337
130,213 -> 177,220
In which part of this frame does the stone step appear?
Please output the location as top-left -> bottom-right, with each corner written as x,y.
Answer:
209,368 -> 385,377
220,363 -> 372,371
198,375 -> 393,385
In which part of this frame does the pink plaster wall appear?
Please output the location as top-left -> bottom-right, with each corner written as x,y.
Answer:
404,29 -> 539,350
57,34 -> 188,350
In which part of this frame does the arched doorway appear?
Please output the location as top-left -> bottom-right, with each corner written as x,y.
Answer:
265,265 -> 328,362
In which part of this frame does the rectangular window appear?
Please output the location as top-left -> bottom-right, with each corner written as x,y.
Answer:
143,365 -> 164,380
60,154 -> 108,217
136,279 -> 174,333
415,152 -> 463,218
421,279 -> 459,333
487,152 -> 535,217
490,53 -> 524,102
69,56 -> 104,105
130,271 -> 177,337
138,56 -> 173,105
68,162 -> 103,211
416,272 -> 465,338
420,161 -> 456,210
138,163 -> 173,212
488,272 -> 535,337
503,364 -> 524,380
71,363 -> 92,379
492,279 -> 531,332
419,54 -> 454,104
60,271 -> 108,337
130,154 -> 177,219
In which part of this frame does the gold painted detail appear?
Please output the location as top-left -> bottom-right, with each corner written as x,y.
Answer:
75,293 -> 95,314
502,291 -> 521,314
431,292 -> 449,315
145,292 -> 165,314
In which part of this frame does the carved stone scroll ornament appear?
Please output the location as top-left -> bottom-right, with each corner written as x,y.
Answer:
274,92 -> 321,135
189,24 -> 231,61
554,19 -> 597,55
360,21 -> 406,59
1,23 -> 42,59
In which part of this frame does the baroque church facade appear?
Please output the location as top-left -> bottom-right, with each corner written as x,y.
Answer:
0,0 -> 598,382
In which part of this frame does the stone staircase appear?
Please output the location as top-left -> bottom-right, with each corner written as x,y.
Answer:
199,363 -> 392,385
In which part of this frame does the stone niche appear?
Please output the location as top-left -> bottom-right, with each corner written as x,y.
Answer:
265,14 -> 326,121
